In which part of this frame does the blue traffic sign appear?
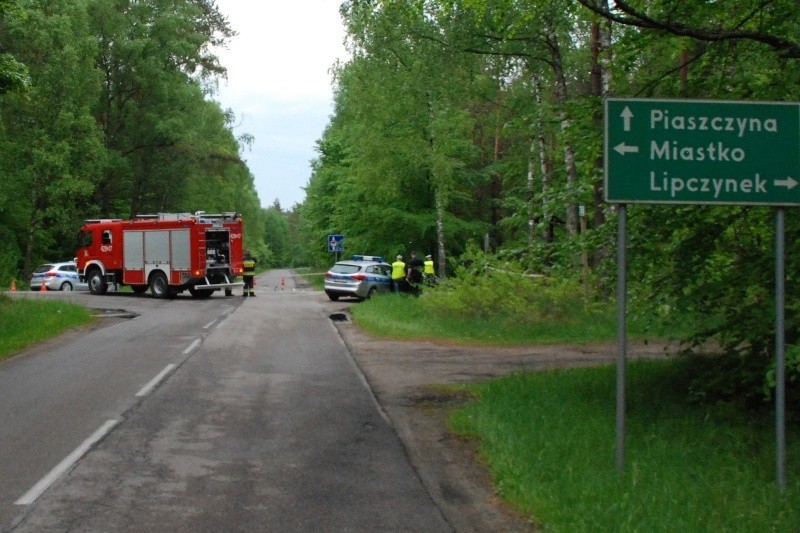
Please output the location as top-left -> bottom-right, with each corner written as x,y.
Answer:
327,234 -> 344,252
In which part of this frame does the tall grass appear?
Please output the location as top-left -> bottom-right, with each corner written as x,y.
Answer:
0,296 -> 93,361
449,361 -> 800,530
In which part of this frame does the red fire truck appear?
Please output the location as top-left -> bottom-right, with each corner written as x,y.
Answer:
75,212 -> 245,298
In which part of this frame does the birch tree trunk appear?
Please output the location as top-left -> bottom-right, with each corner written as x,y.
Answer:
545,20 -> 579,238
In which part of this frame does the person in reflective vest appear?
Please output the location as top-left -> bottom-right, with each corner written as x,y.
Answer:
423,254 -> 437,286
391,255 -> 405,293
242,252 -> 256,297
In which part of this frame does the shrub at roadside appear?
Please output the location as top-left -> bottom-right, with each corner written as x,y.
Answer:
422,262 -> 592,325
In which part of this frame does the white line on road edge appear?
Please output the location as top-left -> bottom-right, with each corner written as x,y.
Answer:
330,321 -> 391,425
135,363 -> 178,398
202,319 -> 216,330
15,419 -> 119,506
182,338 -> 201,354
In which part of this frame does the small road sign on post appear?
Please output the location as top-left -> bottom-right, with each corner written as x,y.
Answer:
327,234 -> 344,253
605,98 -> 800,205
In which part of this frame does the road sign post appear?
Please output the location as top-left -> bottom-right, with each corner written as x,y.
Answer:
605,98 -> 797,490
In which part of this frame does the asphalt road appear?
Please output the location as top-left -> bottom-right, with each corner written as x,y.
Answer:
2,270 -> 450,531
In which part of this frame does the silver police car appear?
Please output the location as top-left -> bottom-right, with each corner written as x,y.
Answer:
324,255 -> 391,301
30,261 -> 88,291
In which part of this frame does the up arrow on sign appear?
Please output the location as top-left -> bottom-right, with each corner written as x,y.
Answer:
620,106 -> 634,132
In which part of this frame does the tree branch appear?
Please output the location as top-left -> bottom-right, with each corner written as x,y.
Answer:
576,0 -> 800,58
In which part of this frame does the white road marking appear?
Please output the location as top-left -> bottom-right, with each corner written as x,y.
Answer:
15,419 -> 119,506
182,338 -> 201,354
135,364 -> 177,397
202,319 -> 216,330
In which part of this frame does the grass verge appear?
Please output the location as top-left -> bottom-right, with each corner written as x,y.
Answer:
449,360 -> 799,530
351,293 -> 659,345
294,267 -> 325,291
0,296 -> 93,361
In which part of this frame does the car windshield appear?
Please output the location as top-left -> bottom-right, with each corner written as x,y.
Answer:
34,264 -> 54,274
330,264 -> 361,274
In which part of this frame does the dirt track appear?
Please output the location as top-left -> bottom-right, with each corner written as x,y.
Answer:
332,308 -> 672,532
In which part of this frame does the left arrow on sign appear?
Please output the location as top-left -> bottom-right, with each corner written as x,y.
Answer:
614,142 -> 639,156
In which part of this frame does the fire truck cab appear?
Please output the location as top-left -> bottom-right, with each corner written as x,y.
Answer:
75,212 -> 245,298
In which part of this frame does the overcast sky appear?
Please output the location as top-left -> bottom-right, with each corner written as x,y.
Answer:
212,1 -> 348,209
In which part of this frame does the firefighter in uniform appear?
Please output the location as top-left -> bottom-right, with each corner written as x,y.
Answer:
242,252 -> 256,297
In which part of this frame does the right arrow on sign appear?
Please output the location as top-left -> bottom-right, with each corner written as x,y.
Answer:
774,177 -> 798,190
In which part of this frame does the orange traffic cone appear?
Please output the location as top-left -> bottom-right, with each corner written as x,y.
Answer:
9,278 -> 16,292
39,281 -> 47,292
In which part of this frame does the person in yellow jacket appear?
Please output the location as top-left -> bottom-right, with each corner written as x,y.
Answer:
391,255 -> 406,293
423,254 -> 437,286
242,252 -> 256,297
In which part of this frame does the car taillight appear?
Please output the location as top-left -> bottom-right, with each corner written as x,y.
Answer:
353,274 -> 366,281
324,272 -> 333,278
45,272 -> 58,277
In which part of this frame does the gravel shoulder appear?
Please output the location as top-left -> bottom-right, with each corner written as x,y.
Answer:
332,306 -> 672,532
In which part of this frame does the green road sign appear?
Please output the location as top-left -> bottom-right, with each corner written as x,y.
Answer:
605,98 -> 800,205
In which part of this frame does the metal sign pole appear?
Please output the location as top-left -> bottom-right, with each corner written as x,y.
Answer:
775,207 -> 786,491
616,204 -> 628,473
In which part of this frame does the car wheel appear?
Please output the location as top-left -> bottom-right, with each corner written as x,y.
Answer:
149,271 -> 170,299
87,269 -> 107,295
366,287 -> 377,300
60,281 -> 73,292
225,288 -> 233,296
326,292 -> 340,301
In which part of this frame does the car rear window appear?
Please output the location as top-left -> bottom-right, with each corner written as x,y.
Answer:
34,264 -> 54,274
59,265 -> 77,272
330,264 -> 361,274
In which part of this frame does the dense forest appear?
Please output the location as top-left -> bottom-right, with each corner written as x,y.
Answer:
298,0 -> 800,402
0,0 -> 280,282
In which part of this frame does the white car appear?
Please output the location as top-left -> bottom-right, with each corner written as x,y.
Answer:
324,255 -> 391,301
30,261 -> 88,292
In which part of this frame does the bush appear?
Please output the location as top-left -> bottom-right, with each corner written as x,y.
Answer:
419,248 -> 598,326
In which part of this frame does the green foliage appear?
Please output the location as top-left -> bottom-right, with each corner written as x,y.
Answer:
450,362 -> 800,530
0,0 -> 268,284
422,245 -> 593,325
0,296 -> 93,360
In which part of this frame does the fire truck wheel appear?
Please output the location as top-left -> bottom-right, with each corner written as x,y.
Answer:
87,269 -> 107,295
149,271 -> 170,299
